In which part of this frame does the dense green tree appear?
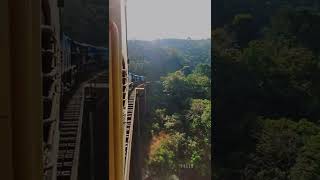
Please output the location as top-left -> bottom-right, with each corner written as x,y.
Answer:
269,8 -> 320,53
194,64 -> 212,79
161,71 -> 189,111
232,13 -> 257,47
245,118 -> 320,180
290,134 -> 320,179
128,39 -> 211,80
160,70 -> 211,113
213,1 -> 320,179
186,99 -> 212,176
147,132 -> 186,178
242,38 -> 320,118
143,67 -> 211,178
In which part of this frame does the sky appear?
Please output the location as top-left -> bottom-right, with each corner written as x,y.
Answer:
126,0 -> 211,40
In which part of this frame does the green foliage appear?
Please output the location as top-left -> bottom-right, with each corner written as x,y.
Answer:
161,70 -> 211,110
269,8 -> 320,53
150,109 -> 167,134
232,13 -> 257,47
212,28 -> 236,56
213,1 -> 320,179
232,13 -> 254,26
245,118 -> 320,180
187,99 -> 212,141
194,64 -> 212,79
147,132 -> 185,178
186,73 -> 211,99
290,134 -> 320,179
162,71 -> 187,97
128,39 -> 211,80
186,99 -> 212,175
243,39 -> 317,95
145,69 -> 211,178
163,114 -> 182,133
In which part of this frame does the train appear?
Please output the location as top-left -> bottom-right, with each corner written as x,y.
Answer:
110,1 -> 147,179
109,0 -> 129,179
60,33 -> 108,94
128,72 -> 145,83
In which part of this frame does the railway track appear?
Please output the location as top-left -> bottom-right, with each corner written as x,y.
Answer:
57,88 -> 84,180
124,88 -> 137,180
56,71 -> 108,180
55,70 -> 142,180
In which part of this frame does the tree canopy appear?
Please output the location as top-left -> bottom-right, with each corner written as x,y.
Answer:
213,0 -> 320,179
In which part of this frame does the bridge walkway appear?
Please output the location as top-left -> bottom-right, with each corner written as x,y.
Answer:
57,88 -> 84,180
56,71 -> 107,180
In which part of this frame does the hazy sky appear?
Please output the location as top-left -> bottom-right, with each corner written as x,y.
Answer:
127,0 -> 211,40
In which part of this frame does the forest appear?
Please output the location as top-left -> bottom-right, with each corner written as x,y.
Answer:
128,39 -> 210,80
128,39 -> 211,179
213,0 -> 320,179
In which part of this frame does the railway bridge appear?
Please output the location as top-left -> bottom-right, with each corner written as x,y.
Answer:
55,71 -> 146,180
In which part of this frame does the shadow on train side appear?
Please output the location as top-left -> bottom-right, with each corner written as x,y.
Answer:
59,34 -> 108,108
42,30 -> 109,180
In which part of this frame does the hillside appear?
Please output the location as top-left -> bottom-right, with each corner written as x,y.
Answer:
128,39 -> 211,80
130,39 -> 212,179
213,0 -> 320,179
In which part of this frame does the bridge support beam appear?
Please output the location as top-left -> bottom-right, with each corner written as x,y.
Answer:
128,86 -> 146,180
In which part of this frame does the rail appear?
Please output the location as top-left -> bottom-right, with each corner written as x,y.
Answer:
124,88 -> 137,180
56,72 -> 106,180
56,87 -> 84,180
123,82 -> 145,180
